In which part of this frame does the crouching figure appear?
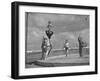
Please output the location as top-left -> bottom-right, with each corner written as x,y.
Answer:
41,37 -> 52,60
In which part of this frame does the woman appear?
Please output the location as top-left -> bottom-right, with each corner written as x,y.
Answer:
41,37 -> 52,60
45,21 -> 54,39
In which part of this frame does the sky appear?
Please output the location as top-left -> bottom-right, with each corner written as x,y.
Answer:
25,12 -> 89,51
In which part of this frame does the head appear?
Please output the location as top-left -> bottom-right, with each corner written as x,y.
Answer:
78,34 -> 82,41
43,37 -> 48,43
48,21 -> 52,24
65,40 -> 68,43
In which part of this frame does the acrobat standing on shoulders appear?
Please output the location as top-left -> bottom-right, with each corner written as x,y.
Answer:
45,21 -> 54,56
41,21 -> 54,60
45,21 -> 54,40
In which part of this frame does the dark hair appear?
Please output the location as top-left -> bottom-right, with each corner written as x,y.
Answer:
65,40 -> 68,42
48,21 -> 52,24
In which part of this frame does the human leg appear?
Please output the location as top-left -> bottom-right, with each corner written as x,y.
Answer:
79,47 -> 82,57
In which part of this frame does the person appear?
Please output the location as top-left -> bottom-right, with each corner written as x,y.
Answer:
41,37 -> 47,60
45,21 -> 54,39
78,35 -> 84,57
45,38 -> 52,57
47,21 -> 54,29
44,21 -> 54,57
64,40 -> 69,57
41,37 -> 52,60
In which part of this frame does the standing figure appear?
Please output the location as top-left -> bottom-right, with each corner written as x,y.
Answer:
78,35 -> 84,57
45,21 -> 54,55
64,40 -> 69,57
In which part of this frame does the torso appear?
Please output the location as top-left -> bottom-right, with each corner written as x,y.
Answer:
45,30 -> 53,39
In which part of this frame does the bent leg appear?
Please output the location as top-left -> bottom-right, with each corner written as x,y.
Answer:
47,45 -> 52,56
41,48 -> 47,60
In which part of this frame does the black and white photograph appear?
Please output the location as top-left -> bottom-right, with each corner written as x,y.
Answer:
25,13 -> 90,68
11,1 -> 97,79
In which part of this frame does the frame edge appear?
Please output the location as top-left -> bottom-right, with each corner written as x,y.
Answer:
11,1 -> 98,79
11,2 -> 19,79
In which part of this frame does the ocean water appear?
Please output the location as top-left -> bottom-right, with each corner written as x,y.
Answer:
26,48 -> 89,63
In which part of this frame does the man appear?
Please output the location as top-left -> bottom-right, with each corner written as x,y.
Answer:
64,40 -> 69,57
78,35 -> 84,57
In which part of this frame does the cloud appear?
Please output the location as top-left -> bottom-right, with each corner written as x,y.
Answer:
26,28 -> 89,51
26,12 -> 89,50
27,13 -> 89,32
